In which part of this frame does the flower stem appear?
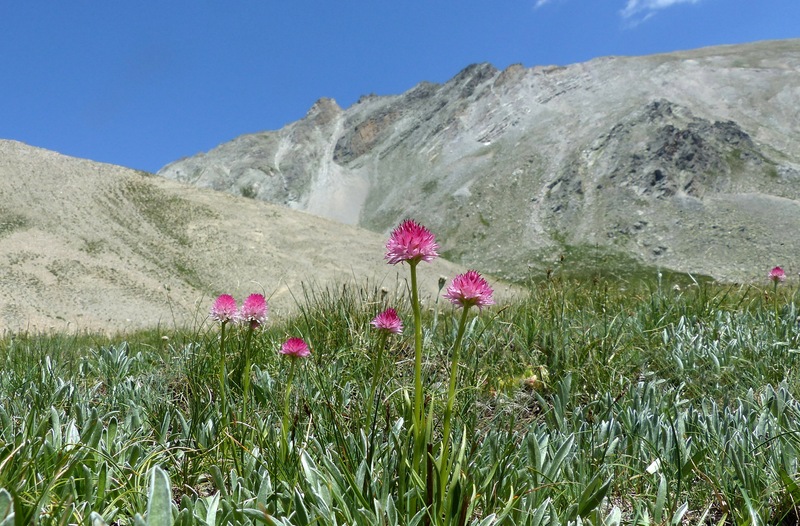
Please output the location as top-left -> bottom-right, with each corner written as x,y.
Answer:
366,332 -> 388,433
410,262 -> 423,425
218,321 -> 228,426
773,281 -> 781,330
409,261 -> 426,480
439,305 -> 471,506
241,327 -> 254,422
281,357 -> 297,460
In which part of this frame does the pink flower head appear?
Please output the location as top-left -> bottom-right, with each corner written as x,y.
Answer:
280,337 -> 311,358
239,293 -> 268,329
769,266 -> 786,283
385,219 -> 439,265
444,270 -> 495,310
211,294 -> 238,323
371,308 -> 403,334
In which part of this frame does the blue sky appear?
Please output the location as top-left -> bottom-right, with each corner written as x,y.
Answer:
1,1 -> 798,173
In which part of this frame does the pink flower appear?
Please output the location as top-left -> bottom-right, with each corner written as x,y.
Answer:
385,219 -> 439,265
371,308 -> 403,334
769,266 -> 786,283
240,293 -> 268,329
444,270 -> 495,310
280,337 -> 311,358
211,294 -> 238,323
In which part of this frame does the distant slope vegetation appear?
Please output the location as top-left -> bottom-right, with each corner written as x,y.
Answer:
159,39 -> 800,282
0,140 -> 470,332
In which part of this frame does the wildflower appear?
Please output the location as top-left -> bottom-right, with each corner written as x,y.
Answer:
210,294 -> 238,323
240,293 -> 268,329
385,219 -> 437,477
385,219 -> 439,265
769,266 -> 786,283
280,337 -> 311,358
211,294 -> 238,422
444,270 -> 495,310
371,308 -> 403,334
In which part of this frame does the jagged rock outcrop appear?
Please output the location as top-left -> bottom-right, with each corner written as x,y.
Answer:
159,39 -> 800,282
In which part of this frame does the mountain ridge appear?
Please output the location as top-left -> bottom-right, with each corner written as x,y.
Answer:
160,38 -> 800,282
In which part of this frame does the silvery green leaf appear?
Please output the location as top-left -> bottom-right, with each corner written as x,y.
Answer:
89,511 -> 108,526
603,506 -> 622,526
204,493 -> 220,525
146,466 -> 173,526
0,489 -> 12,522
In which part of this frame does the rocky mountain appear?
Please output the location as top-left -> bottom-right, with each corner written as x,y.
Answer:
0,140 -> 473,332
159,39 -> 800,282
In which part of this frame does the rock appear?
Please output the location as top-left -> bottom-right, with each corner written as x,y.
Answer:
157,39 -> 800,282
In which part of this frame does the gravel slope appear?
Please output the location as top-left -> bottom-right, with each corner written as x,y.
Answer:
0,140 -> 501,333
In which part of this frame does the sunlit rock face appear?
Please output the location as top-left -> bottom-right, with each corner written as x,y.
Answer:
159,40 -> 800,282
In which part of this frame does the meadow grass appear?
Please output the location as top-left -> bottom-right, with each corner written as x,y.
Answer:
1,275 -> 799,525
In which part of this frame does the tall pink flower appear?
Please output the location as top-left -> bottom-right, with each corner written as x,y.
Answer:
385,219 -> 439,265
769,266 -> 786,283
444,270 -> 495,310
371,308 -> 403,334
280,337 -> 311,358
210,294 -> 238,323
240,293 -> 268,329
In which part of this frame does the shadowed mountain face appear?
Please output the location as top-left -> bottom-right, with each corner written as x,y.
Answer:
159,40 -> 800,282
0,140 -> 473,332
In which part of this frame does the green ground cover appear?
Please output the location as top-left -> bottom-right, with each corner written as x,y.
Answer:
1,275 -> 799,525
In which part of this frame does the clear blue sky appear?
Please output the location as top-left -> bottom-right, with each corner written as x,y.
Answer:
1,1 -> 798,173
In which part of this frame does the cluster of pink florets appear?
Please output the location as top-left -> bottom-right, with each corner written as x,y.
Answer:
769,266 -> 786,283
371,219 -> 495,332
385,219 -> 440,265
210,293 -> 268,329
210,292 -> 310,358
211,218 -> 497,355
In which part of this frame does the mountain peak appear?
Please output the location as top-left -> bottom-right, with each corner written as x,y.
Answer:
158,39 -> 800,282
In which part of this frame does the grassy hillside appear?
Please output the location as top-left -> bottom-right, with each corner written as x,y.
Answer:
1,271 -> 799,524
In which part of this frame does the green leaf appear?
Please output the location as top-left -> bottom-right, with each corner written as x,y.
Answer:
204,493 -> 220,525
474,514 -> 497,526
740,488 -> 760,526
653,474 -> 667,524
669,502 -> 688,526
603,506 -> 622,526
90,511 -> 108,526
384,494 -> 398,526
0,490 -> 11,521
528,499 -> 550,526
242,507 -> 275,524
146,466 -> 173,526
175,507 -> 192,526
576,473 -> 612,518
293,486 -> 310,526
210,465 -> 228,497
544,434 -> 574,482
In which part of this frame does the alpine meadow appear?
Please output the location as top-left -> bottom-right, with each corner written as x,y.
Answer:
2,40 -> 800,525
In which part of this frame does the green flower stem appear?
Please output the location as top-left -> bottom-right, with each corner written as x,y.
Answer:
773,281 -> 780,329
366,332 -> 388,433
241,327 -> 254,422
218,321 -> 228,427
439,305 -> 471,506
410,262 -> 423,428
364,331 -> 389,498
409,261 -> 426,481
281,357 -> 298,459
